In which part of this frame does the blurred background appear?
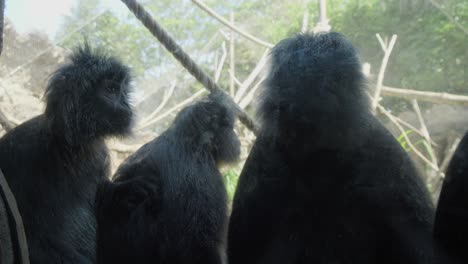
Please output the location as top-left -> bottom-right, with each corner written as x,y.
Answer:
0,0 -> 467,201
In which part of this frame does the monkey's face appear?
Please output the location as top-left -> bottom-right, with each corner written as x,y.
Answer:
208,104 -> 241,165
91,64 -> 134,136
171,95 -> 241,165
45,46 -> 134,142
194,99 -> 241,165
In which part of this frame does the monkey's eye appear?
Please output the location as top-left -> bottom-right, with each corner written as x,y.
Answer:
107,85 -> 119,94
102,79 -> 120,94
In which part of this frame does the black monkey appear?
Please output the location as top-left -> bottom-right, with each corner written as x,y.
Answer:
227,32 -> 441,264
0,45 -> 134,264
434,131 -> 468,262
96,92 -> 240,264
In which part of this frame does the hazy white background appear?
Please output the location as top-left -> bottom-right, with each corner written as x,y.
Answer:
7,0 -> 126,38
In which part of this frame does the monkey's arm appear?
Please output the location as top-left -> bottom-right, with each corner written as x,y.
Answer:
228,139 -> 289,264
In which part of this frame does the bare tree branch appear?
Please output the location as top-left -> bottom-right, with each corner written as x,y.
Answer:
137,89 -> 207,131
301,6 -> 309,33
390,114 -> 438,148
382,86 -> 468,106
412,99 -> 439,179
239,76 -> 265,109
214,42 -> 227,82
439,136 -> 461,177
372,34 -> 397,112
191,0 -> 273,48
0,0 -> 4,56
376,104 -> 439,171
139,80 -> 177,127
229,12 -> 236,97
234,48 -> 269,103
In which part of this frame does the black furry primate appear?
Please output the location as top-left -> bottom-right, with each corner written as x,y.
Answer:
434,131 -> 468,262
0,45 -> 134,264
96,92 -> 240,264
227,32 -> 442,264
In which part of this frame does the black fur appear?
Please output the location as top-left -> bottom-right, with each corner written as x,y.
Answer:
434,131 -> 468,263
96,92 -> 240,264
0,45 -> 133,264
227,32 -> 440,264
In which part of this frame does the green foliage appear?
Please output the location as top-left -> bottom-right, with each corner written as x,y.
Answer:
223,169 -> 240,201
330,0 -> 467,99
397,129 -> 434,159
397,129 -> 415,152
56,0 -> 161,75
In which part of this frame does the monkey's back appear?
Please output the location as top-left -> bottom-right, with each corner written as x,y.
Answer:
229,120 -> 436,264
110,134 -> 228,264
0,115 -> 108,264
152,137 -> 228,263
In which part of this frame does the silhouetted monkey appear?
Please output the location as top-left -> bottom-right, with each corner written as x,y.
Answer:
0,45 -> 134,264
97,92 -> 240,264
228,32 -> 440,264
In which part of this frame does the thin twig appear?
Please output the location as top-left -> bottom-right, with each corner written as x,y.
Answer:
214,49 -> 219,74
137,89 -> 207,131
372,34 -> 397,112
214,42 -> 227,82
191,0 -> 273,48
376,34 -> 386,52
1,10 -> 109,79
411,99 -> 431,143
301,8 -> 309,33
411,99 -> 439,176
239,76 -> 266,109
234,48 -> 269,102
139,80 -> 177,127
0,0 -> 4,56
199,31 -> 221,54
439,137 -> 461,177
382,86 -> 468,106
313,0 -> 331,32
229,12 -> 236,97
377,104 -> 439,171
230,73 -> 242,86
391,115 -> 438,147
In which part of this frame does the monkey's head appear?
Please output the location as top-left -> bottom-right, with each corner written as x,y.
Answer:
171,92 -> 241,165
45,44 -> 134,145
259,32 -> 369,146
